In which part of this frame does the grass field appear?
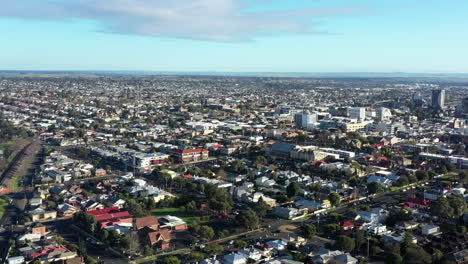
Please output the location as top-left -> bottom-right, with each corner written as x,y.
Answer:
151,207 -> 201,224
0,195 -> 10,219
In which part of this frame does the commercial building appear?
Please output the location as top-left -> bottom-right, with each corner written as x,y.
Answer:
432,89 -> 445,109
347,107 -> 366,121
170,148 -> 209,163
294,111 -> 317,129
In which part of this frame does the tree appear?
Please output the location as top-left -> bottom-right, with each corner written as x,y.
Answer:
308,183 -> 321,192
433,249 -> 443,263
404,246 -> 431,264
119,235 -> 131,250
416,171 -> 429,181
301,224 -> 316,239
448,196 -> 466,219
198,226 -> 215,241
162,256 -> 181,264
396,176 -> 409,187
100,229 -> 109,241
328,192 -> 341,207
108,230 -> 120,246
254,197 -> 271,217
335,235 -> 355,252
286,182 -> 300,198
233,240 -> 247,248
385,253 -> 403,264
367,182 -> 383,194
431,197 -> 454,219
254,156 -> 267,166
329,213 -> 344,223
188,252 -> 205,262
322,224 -> 340,237
401,232 -> 415,255
185,200 -> 198,213
203,243 -> 224,255
143,245 -> 152,256
235,210 -> 259,230
209,200 -> 232,212
385,209 -> 411,227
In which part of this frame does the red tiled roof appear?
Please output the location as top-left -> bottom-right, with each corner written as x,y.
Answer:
94,211 -> 131,222
30,245 -> 68,258
135,216 -> 159,230
407,197 -> 431,206
148,229 -> 171,245
87,207 -> 120,216
340,221 -> 355,227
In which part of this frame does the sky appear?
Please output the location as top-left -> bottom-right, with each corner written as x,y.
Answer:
0,0 -> 467,73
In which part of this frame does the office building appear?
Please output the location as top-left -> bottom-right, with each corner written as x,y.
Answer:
294,111 -> 317,129
347,107 -> 366,121
431,89 -> 445,109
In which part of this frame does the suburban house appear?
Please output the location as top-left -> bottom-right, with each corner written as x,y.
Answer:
87,207 -> 133,229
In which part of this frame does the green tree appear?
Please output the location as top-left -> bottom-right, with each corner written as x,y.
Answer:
328,192 -> 341,207
143,245 -> 152,256
322,224 -> 340,237
100,229 -> 109,241
367,182 -> 383,194
286,182 -> 301,198
162,256 -> 181,264
254,156 -> 267,166
119,235 -> 131,250
198,226 -> 215,241
335,235 -> 355,252
385,253 -> 403,264
308,183 -> 321,192
301,224 -> 316,239
185,200 -> 198,213
188,252 -> 205,262
235,210 -> 259,230
203,243 -> 224,255
433,249 -> 444,263
416,171 -> 429,181
448,196 -> 466,218
404,246 -> 432,264
431,197 -> 454,219
254,197 -> 271,217
233,240 -> 247,248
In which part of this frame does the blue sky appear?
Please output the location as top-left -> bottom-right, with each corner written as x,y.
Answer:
0,0 -> 467,73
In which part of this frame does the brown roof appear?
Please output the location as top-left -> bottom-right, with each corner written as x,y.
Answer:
135,216 -> 160,230
148,229 -> 171,245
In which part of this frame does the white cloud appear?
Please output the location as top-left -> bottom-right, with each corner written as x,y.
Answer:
1,0 -> 366,42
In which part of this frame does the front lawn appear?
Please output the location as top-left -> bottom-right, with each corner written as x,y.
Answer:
151,207 -> 202,224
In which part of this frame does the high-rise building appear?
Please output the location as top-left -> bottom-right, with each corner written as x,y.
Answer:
463,97 -> 468,113
294,111 -> 317,129
347,107 -> 366,121
431,89 -> 445,109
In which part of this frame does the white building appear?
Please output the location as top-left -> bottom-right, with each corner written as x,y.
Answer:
347,107 -> 366,121
377,107 -> 392,121
294,111 -> 317,129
